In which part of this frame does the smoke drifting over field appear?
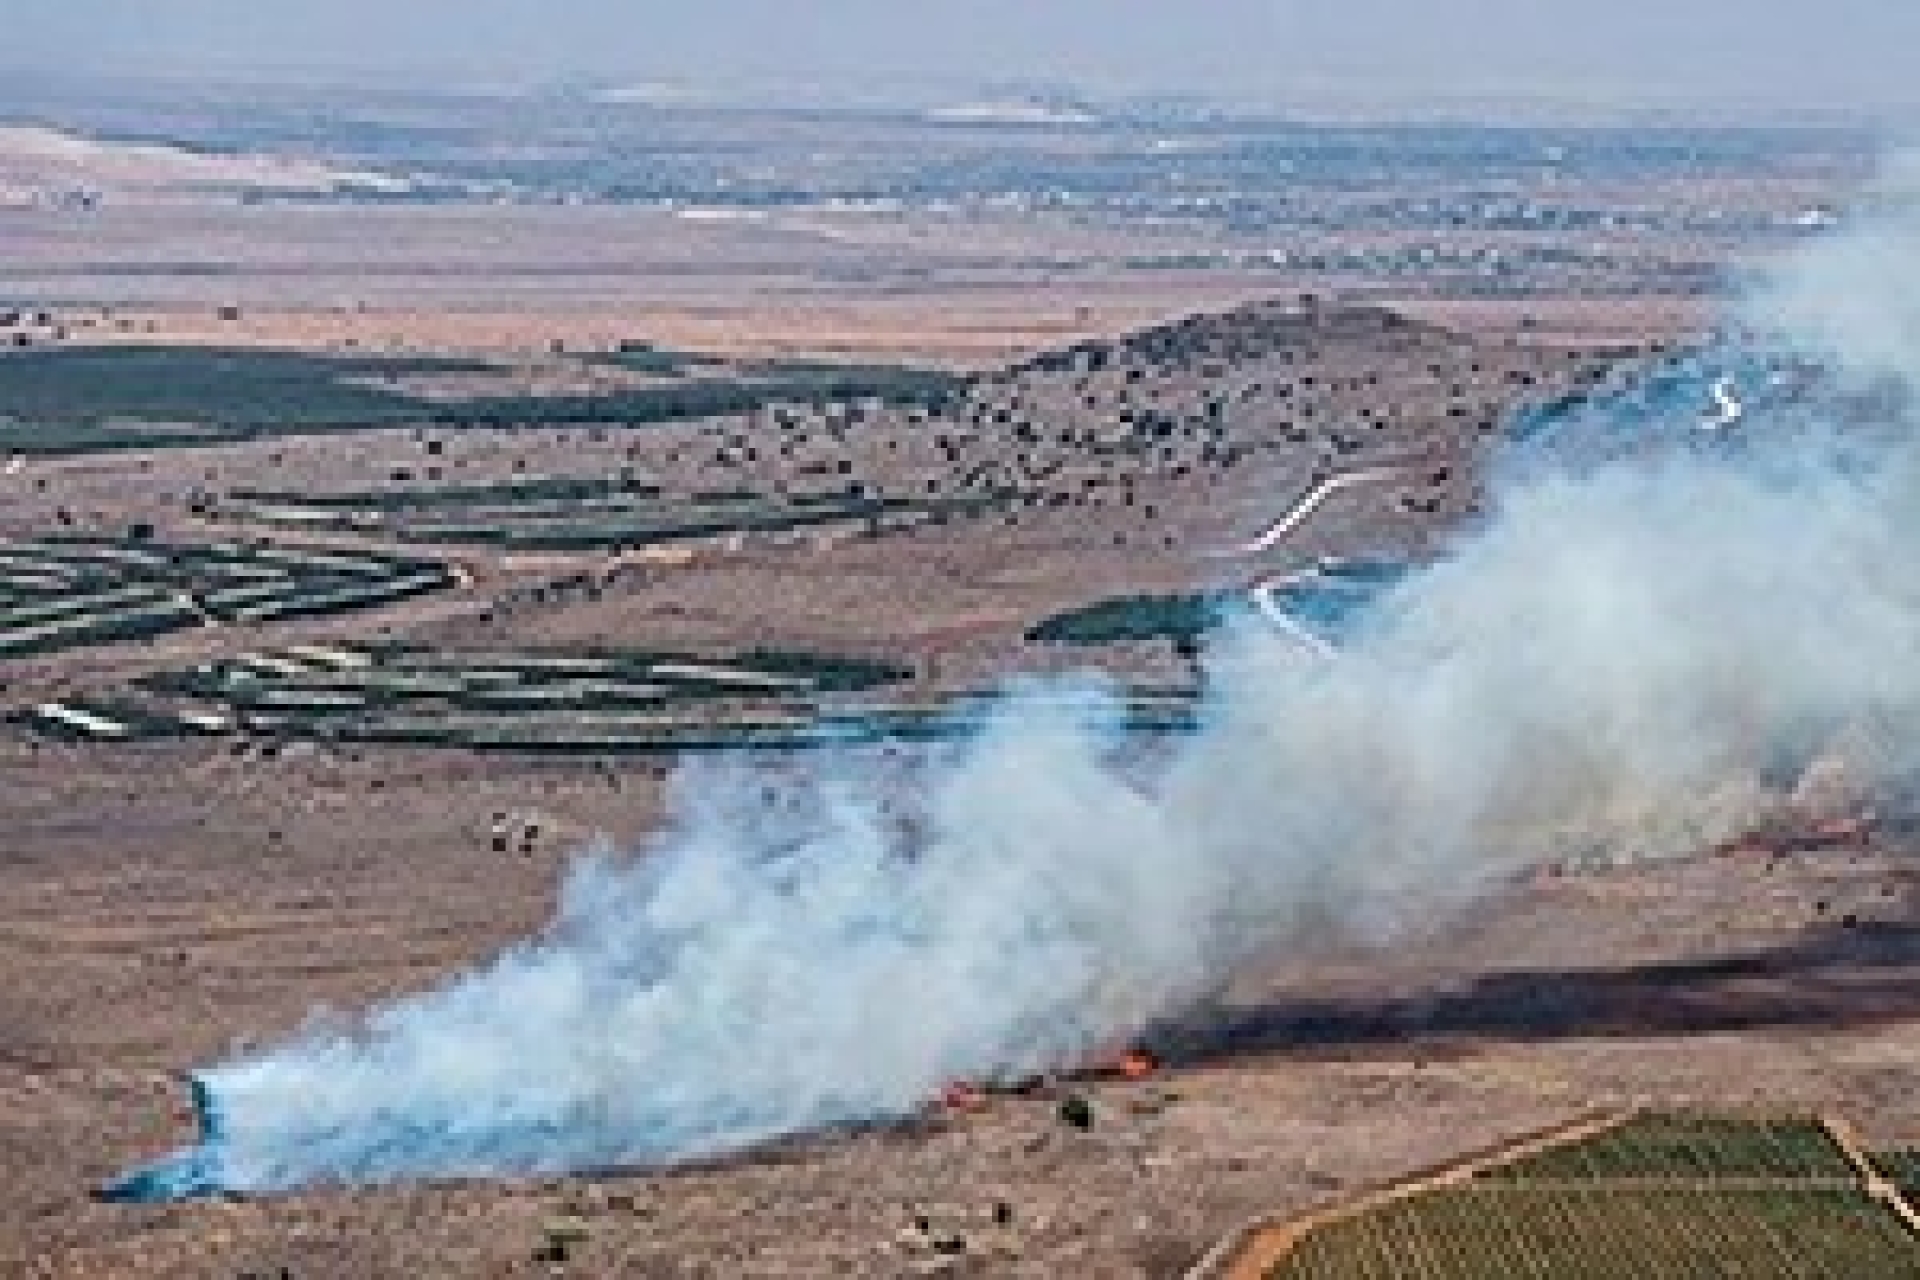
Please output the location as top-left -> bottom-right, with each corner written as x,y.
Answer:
110,166 -> 1920,1200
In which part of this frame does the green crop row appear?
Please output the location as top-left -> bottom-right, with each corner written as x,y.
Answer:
0,584 -> 179,631
0,536 -> 459,659
435,370 -> 963,428
0,600 -> 201,657
1871,1149 -> 1920,1189
35,642 -> 1204,753
226,474 -> 665,512
1478,1112 -> 1854,1182
373,507 -> 891,551
0,347 -> 433,433
209,571 -> 456,626
726,649 -> 913,691
0,536 -> 439,585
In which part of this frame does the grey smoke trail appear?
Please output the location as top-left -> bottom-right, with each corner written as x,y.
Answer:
109,166 -> 1920,1198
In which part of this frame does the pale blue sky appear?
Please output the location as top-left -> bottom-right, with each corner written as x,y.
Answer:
7,0 -> 1919,111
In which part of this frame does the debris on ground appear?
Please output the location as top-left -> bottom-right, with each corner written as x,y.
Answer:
533,1214 -> 592,1264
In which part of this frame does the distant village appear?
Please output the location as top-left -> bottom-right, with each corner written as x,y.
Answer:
0,308 -> 65,348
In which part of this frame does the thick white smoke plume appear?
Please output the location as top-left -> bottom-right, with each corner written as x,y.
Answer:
110,159 -> 1920,1198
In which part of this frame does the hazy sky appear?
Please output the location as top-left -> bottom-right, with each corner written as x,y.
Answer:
10,0 -> 1920,112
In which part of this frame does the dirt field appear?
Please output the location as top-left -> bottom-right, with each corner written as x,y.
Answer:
6,752 -> 1916,1276
0,203 -> 1315,362
0,193 -> 1720,363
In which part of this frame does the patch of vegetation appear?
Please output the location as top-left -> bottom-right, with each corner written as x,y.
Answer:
1272,1112 -> 1912,1278
736,357 -> 966,397
0,535 -> 456,659
229,483 -> 1005,552
227,474 -> 664,512
0,346 -> 441,435
0,420 -> 264,456
588,342 -> 715,377
1026,594 -> 1224,646
1273,1186 -> 1917,1279
436,367 -> 963,429
0,599 -> 202,658
326,355 -> 505,377
1477,1112 -> 1854,1182
0,346 -> 962,455
720,649 -> 912,691
86,646 -> 1194,753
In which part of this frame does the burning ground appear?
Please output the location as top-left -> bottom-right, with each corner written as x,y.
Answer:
20,815 -> 1920,1276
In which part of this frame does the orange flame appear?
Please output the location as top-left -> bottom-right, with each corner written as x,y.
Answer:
940,1082 -> 987,1111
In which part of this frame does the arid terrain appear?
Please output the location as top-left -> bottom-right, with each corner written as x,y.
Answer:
8,755 -> 1918,1276
0,88 -> 1910,1276
4,294 -> 1915,1277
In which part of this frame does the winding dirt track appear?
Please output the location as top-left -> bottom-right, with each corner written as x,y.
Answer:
1243,569 -> 1338,657
1232,464 -> 1425,651
1237,465 -> 1424,555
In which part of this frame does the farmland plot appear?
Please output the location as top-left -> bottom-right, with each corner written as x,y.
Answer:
1259,1113 -> 1919,1278
29,642 -> 1197,751
220,479 -> 1005,552
105,644 -> 914,750
0,346 -> 962,455
1474,1110 -> 1854,1182
0,535 -> 456,659
1027,592 -> 1225,647
1272,1186 -> 1920,1279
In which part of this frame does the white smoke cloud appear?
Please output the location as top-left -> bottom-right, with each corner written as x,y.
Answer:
1755,152 -> 1920,385
109,161 -> 1920,1198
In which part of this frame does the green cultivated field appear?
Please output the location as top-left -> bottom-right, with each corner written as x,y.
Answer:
19,642 -> 1198,753
222,479 -> 1006,551
0,535 -> 455,659
0,347 -> 473,449
1027,593 -> 1224,646
1274,1186 -> 1920,1280
1475,1111 -> 1856,1182
0,345 -> 964,454
1265,1112 -> 1920,1279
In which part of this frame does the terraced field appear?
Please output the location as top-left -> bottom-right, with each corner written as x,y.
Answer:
17,642 -> 1198,751
218,479 -> 1004,552
1247,1113 -> 1920,1279
0,535 -> 456,659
